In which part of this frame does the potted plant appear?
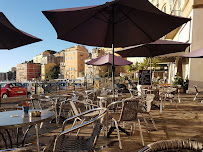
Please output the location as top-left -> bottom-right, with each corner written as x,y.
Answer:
173,74 -> 184,93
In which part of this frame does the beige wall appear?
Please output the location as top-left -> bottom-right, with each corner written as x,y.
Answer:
188,1 -> 203,92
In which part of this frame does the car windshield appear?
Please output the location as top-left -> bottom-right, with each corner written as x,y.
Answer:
0,83 -> 7,87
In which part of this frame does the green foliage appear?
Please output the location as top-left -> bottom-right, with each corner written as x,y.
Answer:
138,58 -> 149,70
47,65 -> 60,80
81,71 -> 85,76
44,50 -> 57,54
23,60 -> 33,64
123,62 -> 139,72
173,73 -> 184,87
151,57 -> 160,68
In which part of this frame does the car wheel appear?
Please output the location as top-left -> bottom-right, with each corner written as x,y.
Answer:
2,93 -> 8,98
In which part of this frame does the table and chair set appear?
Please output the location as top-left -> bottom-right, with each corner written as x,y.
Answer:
0,85 -> 202,152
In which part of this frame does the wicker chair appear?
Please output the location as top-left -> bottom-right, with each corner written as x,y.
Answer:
138,94 -> 158,132
138,139 -> 203,152
0,128 -> 24,150
43,107 -> 107,152
107,98 -> 144,149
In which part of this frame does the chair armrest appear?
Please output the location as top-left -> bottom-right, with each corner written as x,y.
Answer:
62,107 -> 106,131
72,99 -> 99,108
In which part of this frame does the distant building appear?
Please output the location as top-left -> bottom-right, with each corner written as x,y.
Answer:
11,67 -> 16,72
54,51 -> 65,79
33,50 -> 56,64
16,63 -> 41,81
64,45 -> 89,79
0,73 -> 6,81
41,63 -> 57,81
0,68 -> 16,81
86,47 -> 126,79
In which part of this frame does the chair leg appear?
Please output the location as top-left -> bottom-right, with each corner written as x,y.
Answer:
140,113 -> 150,133
193,92 -> 198,101
138,118 -> 144,146
112,118 -> 122,150
76,118 -> 85,136
148,113 -> 158,131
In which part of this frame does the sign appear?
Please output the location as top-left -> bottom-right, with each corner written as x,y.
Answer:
138,70 -> 151,85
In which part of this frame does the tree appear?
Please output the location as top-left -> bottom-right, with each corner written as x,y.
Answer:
138,58 -> 149,70
47,65 -> 60,80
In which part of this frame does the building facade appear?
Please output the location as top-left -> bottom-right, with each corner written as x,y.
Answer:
64,45 -> 89,79
16,63 -> 41,81
33,50 -> 56,64
41,63 -> 57,81
54,50 -> 65,79
149,0 -> 197,92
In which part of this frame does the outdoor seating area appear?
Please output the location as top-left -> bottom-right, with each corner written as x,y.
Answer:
1,0 -> 203,151
0,85 -> 203,151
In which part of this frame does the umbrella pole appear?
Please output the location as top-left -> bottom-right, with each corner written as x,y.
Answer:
150,57 -> 152,87
112,5 -> 115,95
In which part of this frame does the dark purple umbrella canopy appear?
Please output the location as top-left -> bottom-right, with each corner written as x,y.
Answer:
86,53 -> 132,66
0,12 -> 42,49
183,48 -> 203,58
117,40 -> 190,57
42,0 -> 190,48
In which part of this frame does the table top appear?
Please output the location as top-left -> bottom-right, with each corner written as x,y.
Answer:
0,110 -> 54,129
97,95 -> 119,100
85,90 -> 95,93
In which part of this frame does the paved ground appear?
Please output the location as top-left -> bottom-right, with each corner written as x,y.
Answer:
1,90 -> 203,152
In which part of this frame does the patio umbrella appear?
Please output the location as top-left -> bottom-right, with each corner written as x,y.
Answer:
116,40 -> 190,58
183,48 -> 203,58
86,53 -> 132,66
0,12 -> 42,49
86,53 -> 132,86
116,39 -> 190,85
42,0 -> 190,92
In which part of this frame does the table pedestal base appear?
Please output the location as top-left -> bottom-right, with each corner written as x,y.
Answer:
107,126 -> 130,138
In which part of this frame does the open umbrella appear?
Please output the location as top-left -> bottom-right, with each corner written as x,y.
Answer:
86,53 -> 132,66
42,0 -> 190,92
183,48 -> 203,58
0,12 -> 42,49
116,39 -> 190,85
116,40 -> 190,57
86,53 -> 132,87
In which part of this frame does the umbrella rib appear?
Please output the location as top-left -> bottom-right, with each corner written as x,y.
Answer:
96,10 -> 111,23
61,7 -> 110,38
118,7 -> 154,42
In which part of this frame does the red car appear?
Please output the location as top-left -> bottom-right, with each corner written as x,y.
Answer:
0,82 -> 27,98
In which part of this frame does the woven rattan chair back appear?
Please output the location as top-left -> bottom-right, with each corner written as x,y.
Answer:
119,98 -> 139,122
139,140 -> 203,152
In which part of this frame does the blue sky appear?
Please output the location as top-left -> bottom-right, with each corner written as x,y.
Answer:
0,0 -> 109,72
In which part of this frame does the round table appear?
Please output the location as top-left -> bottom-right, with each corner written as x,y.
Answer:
0,110 -> 54,151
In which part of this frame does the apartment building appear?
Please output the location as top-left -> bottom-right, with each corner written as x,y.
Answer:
33,50 -> 56,64
64,45 -> 89,79
16,63 -> 41,81
54,50 -> 65,79
41,63 -> 56,81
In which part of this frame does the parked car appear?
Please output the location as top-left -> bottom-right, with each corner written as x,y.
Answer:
0,82 -> 27,98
